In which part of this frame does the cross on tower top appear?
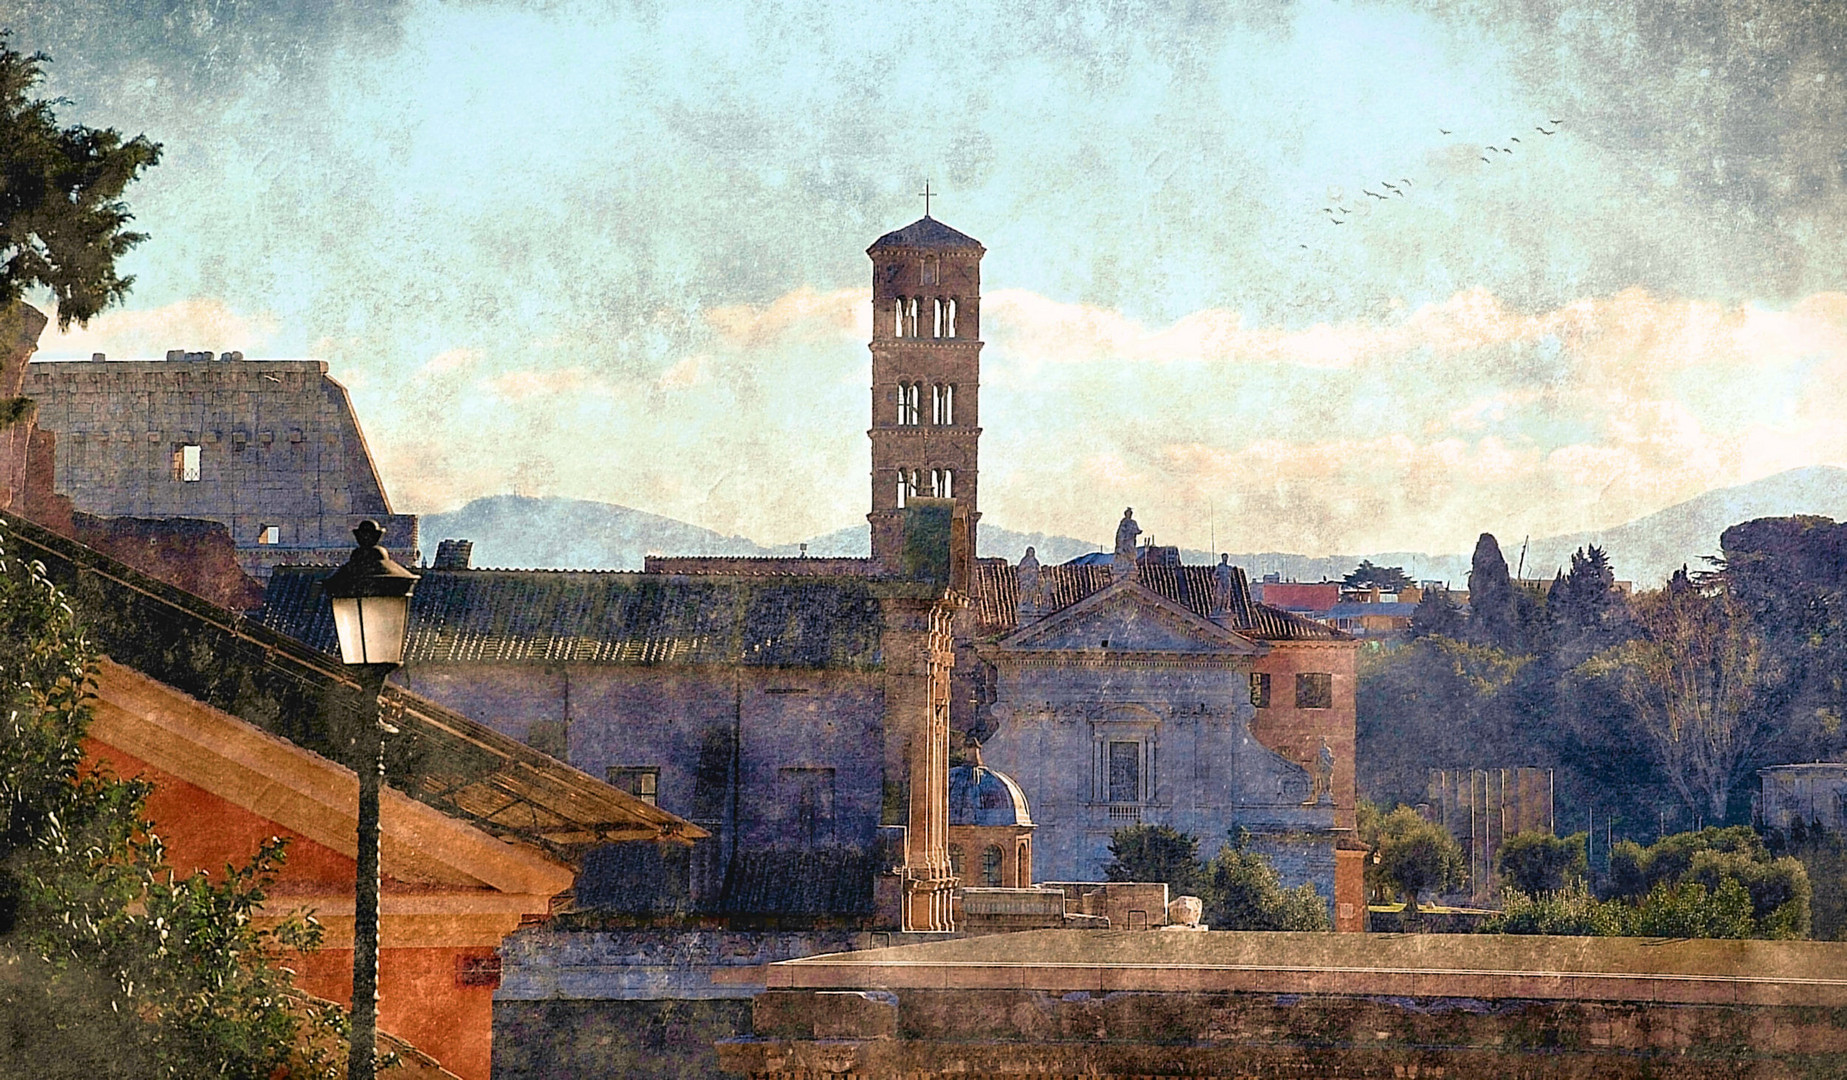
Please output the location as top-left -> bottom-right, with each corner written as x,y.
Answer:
918,180 -> 934,217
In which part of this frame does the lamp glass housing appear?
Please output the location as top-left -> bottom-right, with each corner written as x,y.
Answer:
330,593 -> 411,666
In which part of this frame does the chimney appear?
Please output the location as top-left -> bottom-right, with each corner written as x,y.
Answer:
433,538 -> 473,570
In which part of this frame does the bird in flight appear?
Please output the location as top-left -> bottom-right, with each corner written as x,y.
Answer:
1510,136 -> 1521,143
1439,127 -> 1452,135
1537,126 -> 1558,136
1363,188 -> 1385,199
1480,155 -> 1492,163
1381,182 -> 1399,192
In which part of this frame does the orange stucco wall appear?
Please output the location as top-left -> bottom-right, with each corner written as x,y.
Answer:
83,738 -> 502,1080
1249,643 -> 1359,831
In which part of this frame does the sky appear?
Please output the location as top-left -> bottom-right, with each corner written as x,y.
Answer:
15,0 -> 1847,555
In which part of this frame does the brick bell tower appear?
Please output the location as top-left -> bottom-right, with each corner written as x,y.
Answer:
866,210 -> 984,573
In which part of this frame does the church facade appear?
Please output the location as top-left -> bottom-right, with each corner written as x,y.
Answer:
261,211 -> 1364,932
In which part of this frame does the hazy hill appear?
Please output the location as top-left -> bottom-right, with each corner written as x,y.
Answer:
412,466 -> 1847,584
1519,465 -> 1847,587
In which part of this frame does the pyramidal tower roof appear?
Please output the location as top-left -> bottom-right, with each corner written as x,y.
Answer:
867,216 -> 984,254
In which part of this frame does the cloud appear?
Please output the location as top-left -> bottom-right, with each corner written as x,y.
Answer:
33,299 -> 279,360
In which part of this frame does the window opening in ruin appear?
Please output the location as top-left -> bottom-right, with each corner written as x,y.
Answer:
893,297 -> 904,338
897,382 -> 921,425
932,383 -> 954,425
904,297 -> 919,338
779,766 -> 837,845
1108,741 -> 1141,803
607,766 -> 660,806
945,297 -> 958,338
980,845 -> 1003,887
1249,672 -> 1271,708
258,525 -> 280,545
173,443 -> 202,482
896,469 -> 919,508
1295,672 -> 1334,710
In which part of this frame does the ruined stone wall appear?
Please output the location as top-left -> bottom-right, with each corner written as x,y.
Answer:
23,356 -> 415,575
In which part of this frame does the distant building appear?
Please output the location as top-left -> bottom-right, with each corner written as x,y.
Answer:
1757,764 -> 1847,833
23,352 -> 417,578
972,530 -> 1363,927
1255,580 -> 1342,615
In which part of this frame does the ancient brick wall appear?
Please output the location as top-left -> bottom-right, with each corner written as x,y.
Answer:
23,355 -> 415,575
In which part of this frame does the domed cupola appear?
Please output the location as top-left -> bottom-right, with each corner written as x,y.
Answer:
948,748 -> 1033,828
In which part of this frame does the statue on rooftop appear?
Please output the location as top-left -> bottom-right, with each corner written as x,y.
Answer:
1114,508 -> 1141,559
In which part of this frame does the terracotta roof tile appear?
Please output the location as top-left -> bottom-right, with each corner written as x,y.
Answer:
969,559 -> 1347,642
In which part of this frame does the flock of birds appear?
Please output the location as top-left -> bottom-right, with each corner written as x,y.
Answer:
1304,119 -> 1565,242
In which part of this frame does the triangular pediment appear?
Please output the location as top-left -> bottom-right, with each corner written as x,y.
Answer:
998,578 -> 1265,655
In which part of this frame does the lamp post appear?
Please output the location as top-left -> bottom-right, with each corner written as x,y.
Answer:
322,520 -> 419,1080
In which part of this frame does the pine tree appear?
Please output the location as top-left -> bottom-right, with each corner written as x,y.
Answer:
0,34 -> 160,328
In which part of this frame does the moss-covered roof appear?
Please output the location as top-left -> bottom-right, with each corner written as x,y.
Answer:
261,565 -> 887,669
0,511 -> 701,860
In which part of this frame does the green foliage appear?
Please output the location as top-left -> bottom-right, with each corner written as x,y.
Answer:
1481,881 -> 1628,936
1495,830 -> 1588,896
1372,806 -> 1464,914
1342,560 -> 1411,592
1408,586 -> 1463,639
1355,637 -> 1530,806
1104,824 -> 1202,896
1106,825 -> 1332,932
0,528 -> 346,1076
1467,533 -> 1521,651
1550,545 -> 1620,634
1491,827 -> 1809,938
1201,843 -> 1331,932
0,34 -> 161,328
0,396 -> 33,429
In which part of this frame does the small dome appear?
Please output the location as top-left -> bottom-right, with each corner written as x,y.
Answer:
948,759 -> 1033,827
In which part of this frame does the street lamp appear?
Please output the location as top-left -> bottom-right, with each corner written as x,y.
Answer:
322,519 -> 419,1080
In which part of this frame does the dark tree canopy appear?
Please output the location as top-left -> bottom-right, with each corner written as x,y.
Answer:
0,35 -> 160,329
1495,830 -> 1588,896
1408,586 -> 1463,639
1104,824 -> 1202,896
1467,533 -> 1521,651
1342,559 -> 1412,592
1551,545 -> 1620,632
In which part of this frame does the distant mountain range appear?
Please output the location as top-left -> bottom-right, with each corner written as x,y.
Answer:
415,466 -> 1847,588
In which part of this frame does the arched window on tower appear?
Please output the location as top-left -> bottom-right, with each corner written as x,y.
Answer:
897,382 -> 921,426
931,468 -> 953,499
944,297 -> 958,338
892,297 -> 904,338
932,383 -> 954,425
896,469 -> 920,508
906,297 -> 920,338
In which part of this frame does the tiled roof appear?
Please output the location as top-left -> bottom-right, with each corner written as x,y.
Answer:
867,216 -> 984,252
260,565 -> 885,668
969,559 -> 1347,642
0,511 -> 700,859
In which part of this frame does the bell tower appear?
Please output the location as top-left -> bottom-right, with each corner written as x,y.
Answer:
867,213 -> 984,572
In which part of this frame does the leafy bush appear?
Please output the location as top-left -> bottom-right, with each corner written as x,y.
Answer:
1104,824 -> 1203,896
1496,830 -> 1588,896
0,528 -> 347,1076
1202,845 -> 1330,931
1372,806 -> 1464,913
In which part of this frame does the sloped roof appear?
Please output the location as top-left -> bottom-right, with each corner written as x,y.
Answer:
0,511 -> 702,860
970,559 -> 1347,642
261,565 -> 884,668
867,216 -> 984,252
